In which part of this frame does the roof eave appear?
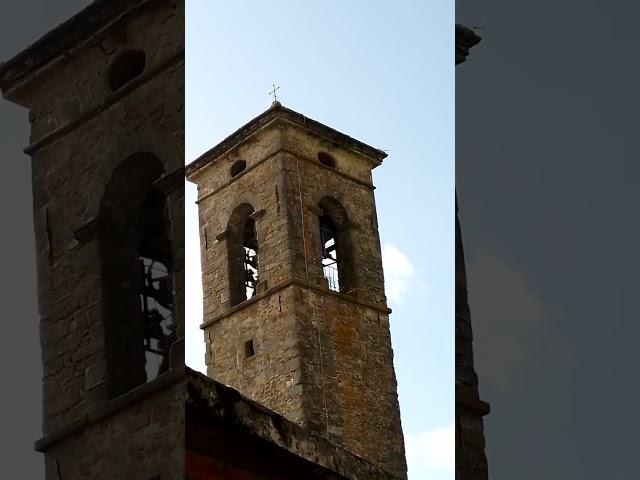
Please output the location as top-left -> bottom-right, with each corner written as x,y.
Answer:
0,0 -> 150,98
185,103 -> 388,181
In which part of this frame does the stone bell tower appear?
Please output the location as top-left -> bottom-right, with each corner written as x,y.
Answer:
0,1 -> 185,479
186,102 -> 407,478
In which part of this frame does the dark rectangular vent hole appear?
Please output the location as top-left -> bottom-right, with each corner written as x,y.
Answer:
244,339 -> 255,358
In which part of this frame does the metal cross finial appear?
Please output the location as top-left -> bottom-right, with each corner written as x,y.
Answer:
268,83 -> 280,103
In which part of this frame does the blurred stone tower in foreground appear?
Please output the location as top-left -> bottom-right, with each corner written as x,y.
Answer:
0,1 -> 185,478
186,102 -> 407,478
456,23 -> 491,480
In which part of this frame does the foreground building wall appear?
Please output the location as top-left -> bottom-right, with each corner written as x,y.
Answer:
0,1 -> 185,478
455,23 -> 491,480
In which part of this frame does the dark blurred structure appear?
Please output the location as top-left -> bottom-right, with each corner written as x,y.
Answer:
455,23 -> 491,480
0,1 -> 185,477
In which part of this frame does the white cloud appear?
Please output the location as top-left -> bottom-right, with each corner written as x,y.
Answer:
382,244 -> 421,305
405,424 -> 454,480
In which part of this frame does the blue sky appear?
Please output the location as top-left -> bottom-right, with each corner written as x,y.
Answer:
185,2 -> 453,478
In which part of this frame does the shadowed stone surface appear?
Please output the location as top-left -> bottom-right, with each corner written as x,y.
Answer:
186,367 -> 401,480
456,22 -> 491,480
0,1 -> 185,478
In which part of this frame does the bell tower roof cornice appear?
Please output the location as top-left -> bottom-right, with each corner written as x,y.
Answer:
185,103 -> 388,181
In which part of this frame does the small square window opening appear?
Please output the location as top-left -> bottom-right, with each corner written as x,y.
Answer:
244,339 -> 255,358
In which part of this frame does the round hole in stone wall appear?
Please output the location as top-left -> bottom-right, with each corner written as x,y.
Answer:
230,160 -> 247,177
108,50 -> 146,91
318,152 -> 336,168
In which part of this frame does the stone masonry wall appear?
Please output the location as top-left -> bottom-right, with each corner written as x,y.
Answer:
279,123 -> 387,306
192,115 -> 407,479
15,2 -> 183,145
24,1 -> 184,435
1,1 -> 186,478
294,286 -> 406,478
203,285 -> 305,424
196,127 -> 306,424
196,134 -> 292,321
42,380 -> 184,480
280,127 -> 406,477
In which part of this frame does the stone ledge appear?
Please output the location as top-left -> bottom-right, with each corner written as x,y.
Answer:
200,278 -> 391,330
456,386 -> 491,416
153,166 -> 186,194
185,103 -> 387,180
73,217 -> 103,244
35,365 -> 185,452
